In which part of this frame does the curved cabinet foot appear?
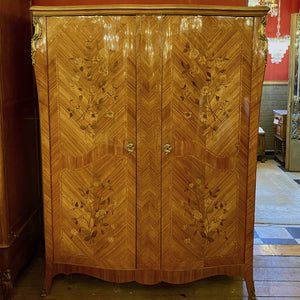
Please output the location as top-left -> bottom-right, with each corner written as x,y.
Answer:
246,279 -> 256,300
1,269 -> 13,300
40,288 -> 47,297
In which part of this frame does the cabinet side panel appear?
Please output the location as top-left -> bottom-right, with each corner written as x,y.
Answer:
162,15 -> 253,270
136,15 -> 162,270
47,15 -> 136,270
33,16 -> 54,264
244,16 -> 267,274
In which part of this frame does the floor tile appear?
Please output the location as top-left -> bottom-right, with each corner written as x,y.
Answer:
254,238 -> 264,245
255,226 -> 293,239
254,244 -> 300,256
286,227 -> 300,238
261,238 -> 298,245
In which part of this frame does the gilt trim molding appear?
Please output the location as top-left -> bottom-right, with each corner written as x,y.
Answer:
31,16 -> 42,65
259,15 -> 268,66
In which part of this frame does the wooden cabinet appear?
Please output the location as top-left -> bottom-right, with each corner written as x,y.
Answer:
0,1 -> 41,299
286,13 -> 300,171
31,5 -> 268,299
273,110 -> 287,165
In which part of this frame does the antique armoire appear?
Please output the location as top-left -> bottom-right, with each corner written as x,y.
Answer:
0,1 -> 41,299
31,5 -> 268,299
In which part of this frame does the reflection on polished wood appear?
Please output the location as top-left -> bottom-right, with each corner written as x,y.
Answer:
32,5 -> 267,299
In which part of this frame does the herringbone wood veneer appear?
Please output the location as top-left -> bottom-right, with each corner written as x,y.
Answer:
32,6 -> 268,298
162,15 -> 252,270
47,16 -> 136,270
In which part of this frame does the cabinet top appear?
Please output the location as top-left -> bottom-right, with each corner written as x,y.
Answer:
30,5 -> 269,17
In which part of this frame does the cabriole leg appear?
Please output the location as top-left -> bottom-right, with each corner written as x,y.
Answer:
1,269 -> 12,300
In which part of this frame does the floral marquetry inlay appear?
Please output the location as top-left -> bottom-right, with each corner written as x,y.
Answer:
180,41 -> 232,135
182,177 -> 229,245
70,175 -> 116,243
67,44 -> 119,137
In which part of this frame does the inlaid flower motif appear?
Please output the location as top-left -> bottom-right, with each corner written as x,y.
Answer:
106,110 -> 114,118
107,237 -> 114,243
189,49 -> 199,60
89,85 -> 97,95
183,112 -> 192,119
68,46 -> 120,138
95,209 -> 106,219
190,65 -> 200,75
107,85 -> 118,99
184,238 -> 191,244
86,110 -> 98,123
98,48 -> 109,60
195,178 -> 202,185
215,57 -> 225,69
86,197 -> 93,204
99,64 -> 108,75
71,176 -> 115,243
192,209 -> 202,221
198,56 -> 207,65
93,181 -> 100,187
219,74 -> 227,84
201,86 -> 212,96
74,57 -> 84,67
70,228 -> 79,236
183,178 -> 228,245
72,75 -> 80,82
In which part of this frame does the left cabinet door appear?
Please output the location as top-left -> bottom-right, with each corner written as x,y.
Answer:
46,16 -> 137,270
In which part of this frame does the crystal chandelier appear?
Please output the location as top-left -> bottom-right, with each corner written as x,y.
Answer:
266,0 -> 290,64
259,0 -> 278,17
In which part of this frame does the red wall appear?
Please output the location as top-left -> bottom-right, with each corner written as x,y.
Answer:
264,0 -> 300,82
32,0 -> 246,6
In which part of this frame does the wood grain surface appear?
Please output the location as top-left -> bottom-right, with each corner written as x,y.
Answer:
46,15 -> 136,270
32,6 -> 267,298
136,15 -> 162,271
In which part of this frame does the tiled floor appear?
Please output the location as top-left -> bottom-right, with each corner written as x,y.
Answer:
254,224 -> 300,245
255,160 -> 300,246
255,159 -> 300,224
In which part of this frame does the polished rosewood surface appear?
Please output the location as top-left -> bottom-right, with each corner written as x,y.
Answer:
32,6 -> 267,299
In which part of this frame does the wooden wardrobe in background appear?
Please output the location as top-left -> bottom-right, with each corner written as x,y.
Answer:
31,5 -> 268,299
0,1 -> 41,299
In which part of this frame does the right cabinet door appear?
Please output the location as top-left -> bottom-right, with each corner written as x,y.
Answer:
161,15 -> 253,270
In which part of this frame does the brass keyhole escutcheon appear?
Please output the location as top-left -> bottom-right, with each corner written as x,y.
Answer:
126,142 -> 135,154
163,143 -> 172,155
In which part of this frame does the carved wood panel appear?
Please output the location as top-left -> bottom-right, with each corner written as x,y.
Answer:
47,16 -> 136,269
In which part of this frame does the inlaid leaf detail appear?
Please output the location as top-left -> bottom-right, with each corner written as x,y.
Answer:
67,44 -> 118,137
180,41 -> 232,135
70,175 -> 115,243
182,177 -> 229,244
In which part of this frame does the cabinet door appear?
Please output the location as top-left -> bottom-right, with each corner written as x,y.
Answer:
47,16 -> 136,269
162,15 -> 253,270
